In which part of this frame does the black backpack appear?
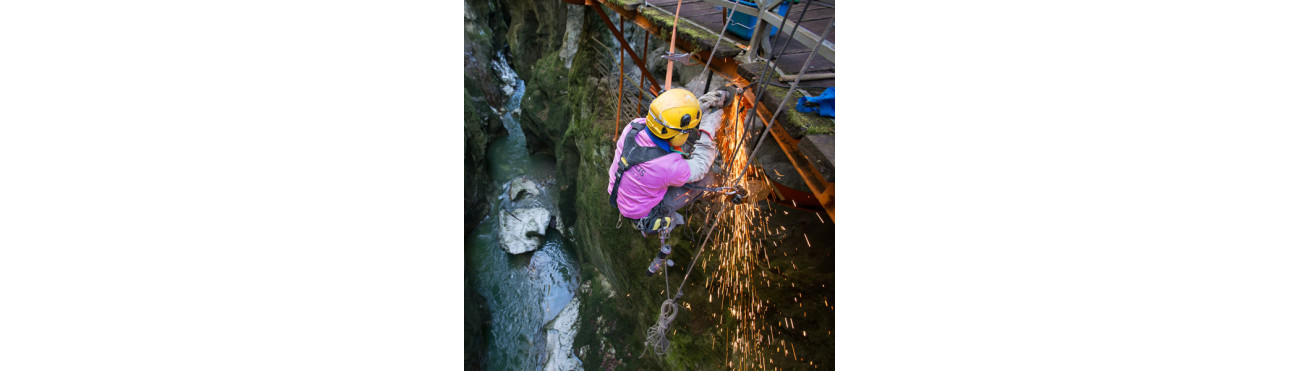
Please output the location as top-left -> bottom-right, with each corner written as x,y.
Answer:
609,121 -> 677,207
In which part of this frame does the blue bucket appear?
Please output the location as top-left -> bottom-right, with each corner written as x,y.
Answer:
724,0 -> 792,40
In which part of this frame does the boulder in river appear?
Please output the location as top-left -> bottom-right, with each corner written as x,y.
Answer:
509,177 -> 540,201
498,207 -> 550,254
543,298 -> 581,371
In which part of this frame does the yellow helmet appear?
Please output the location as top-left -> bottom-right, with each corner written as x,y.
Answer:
645,89 -> 701,147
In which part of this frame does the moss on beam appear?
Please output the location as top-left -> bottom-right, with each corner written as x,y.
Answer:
605,0 -> 640,9
737,62 -> 835,137
762,84 -> 835,136
637,5 -> 742,59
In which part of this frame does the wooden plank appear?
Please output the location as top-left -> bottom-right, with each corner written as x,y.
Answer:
772,33 -> 813,53
649,0 -> 707,8
774,51 -> 834,73
674,3 -> 720,16
800,79 -> 834,89
785,4 -> 835,19
798,19 -> 834,43
797,15 -> 835,25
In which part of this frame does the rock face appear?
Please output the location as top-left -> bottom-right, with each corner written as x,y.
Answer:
464,0 -> 510,234
509,177 -> 540,201
498,207 -> 550,254
543,298 -> 581,371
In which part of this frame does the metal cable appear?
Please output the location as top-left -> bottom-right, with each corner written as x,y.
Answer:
734,17 -> 835,184
695,0 -> 747,91
719,0 -> 813,181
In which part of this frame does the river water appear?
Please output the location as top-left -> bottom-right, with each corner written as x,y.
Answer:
467,54 -> 580,370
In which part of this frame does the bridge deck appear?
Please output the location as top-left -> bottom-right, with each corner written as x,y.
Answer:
643,0 -> 835,95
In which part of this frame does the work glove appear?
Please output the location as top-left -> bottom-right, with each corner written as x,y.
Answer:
699,108 -> 723,136
697,90 -> 729,111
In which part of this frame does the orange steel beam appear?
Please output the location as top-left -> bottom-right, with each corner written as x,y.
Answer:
749,97 -> 835,222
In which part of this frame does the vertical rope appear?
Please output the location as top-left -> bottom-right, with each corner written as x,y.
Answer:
663,0 -> 685,90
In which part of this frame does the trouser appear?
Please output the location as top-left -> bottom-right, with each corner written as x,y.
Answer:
637,173 -> 719,234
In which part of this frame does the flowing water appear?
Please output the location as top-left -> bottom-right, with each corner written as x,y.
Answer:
467,53 -> 580,370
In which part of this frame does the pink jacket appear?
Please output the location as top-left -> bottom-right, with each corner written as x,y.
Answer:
606,119 -> 691,219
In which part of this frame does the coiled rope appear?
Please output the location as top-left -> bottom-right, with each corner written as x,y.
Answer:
641,263 -> 680,357
641,297 -> 679,357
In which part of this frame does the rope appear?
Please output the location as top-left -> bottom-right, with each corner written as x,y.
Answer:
640,298 -> 679,357
663,0 -> 686,90
641,230 -> 681,357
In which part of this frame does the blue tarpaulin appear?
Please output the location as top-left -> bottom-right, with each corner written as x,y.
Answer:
795,87 -> 835,117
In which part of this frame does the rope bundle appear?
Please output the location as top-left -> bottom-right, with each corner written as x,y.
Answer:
641,298 -> 679,357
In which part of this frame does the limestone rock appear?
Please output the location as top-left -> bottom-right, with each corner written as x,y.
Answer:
558,5 -> 584,69
498,207 -> 550,254
509,177 -> 540,201
543,298 -> 581,371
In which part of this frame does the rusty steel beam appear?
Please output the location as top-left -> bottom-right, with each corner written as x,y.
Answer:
749,91 -> 836,222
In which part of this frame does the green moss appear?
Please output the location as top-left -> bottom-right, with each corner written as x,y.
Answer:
638,6 -> 741,58
605,0 -> 637,8
762,84 -> 835,135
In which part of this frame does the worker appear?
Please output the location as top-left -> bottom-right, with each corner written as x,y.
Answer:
607,88 -> 729,234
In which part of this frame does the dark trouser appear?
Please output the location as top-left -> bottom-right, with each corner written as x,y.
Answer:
659,172 -> 719,214
638,173 -> 719,233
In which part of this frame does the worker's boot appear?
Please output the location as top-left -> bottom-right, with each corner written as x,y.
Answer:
636,211 -> 685,236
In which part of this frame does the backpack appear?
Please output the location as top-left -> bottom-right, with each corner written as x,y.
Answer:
609,121 -> 676,208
